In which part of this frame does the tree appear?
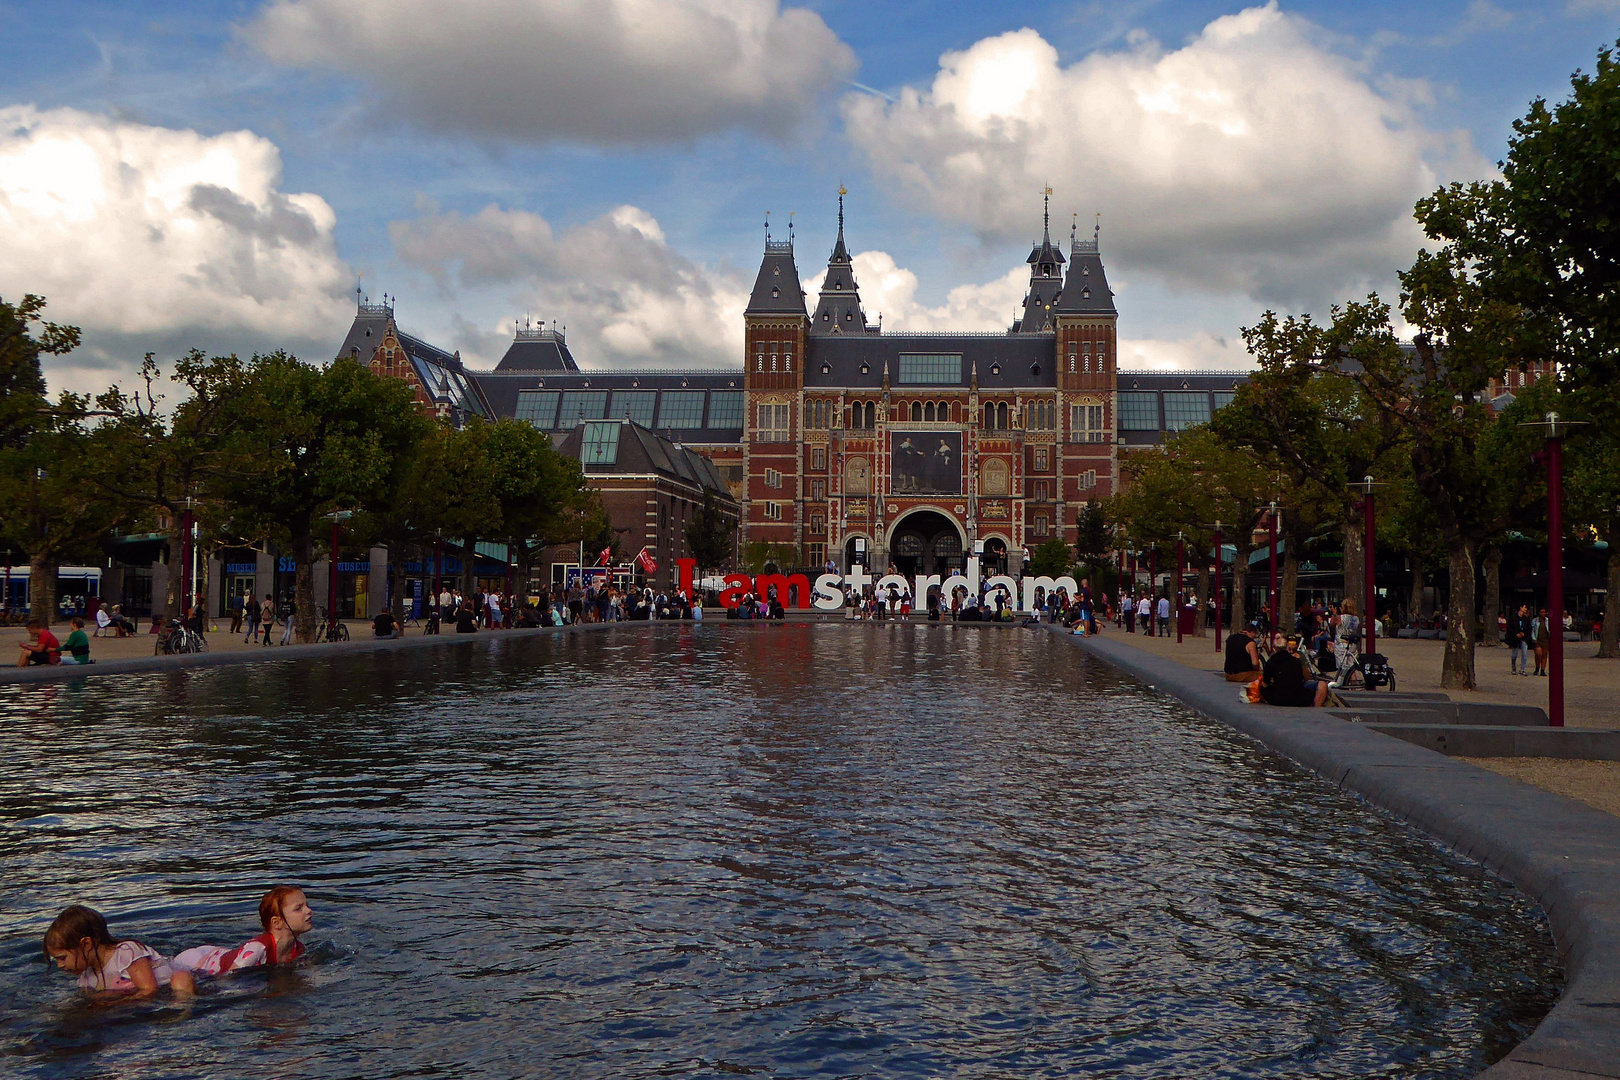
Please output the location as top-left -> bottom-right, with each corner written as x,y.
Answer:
1029,538 -> 1074,578
81,351 -> 256,617
224,354 -> 430,642
1212,313 -> 1407,611
0,294 -> 76,451
1074,500 -> 1109,566
686,488 -> 736,582
1329,279 -> 1540,689
1421,40 -> 1620,391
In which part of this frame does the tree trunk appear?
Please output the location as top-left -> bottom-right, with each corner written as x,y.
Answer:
1341,512 -> 1364,620
1411,562 -> 1427,624
1480,546 -> 1502,648
1193,565 -> 1209,636
1599,545 -> 1619,659
29,557 -> 58,626
462,536 -> 478,598
1442,539 -> 1478,690
1281,549 -> 1299,631
293,528 -> 317,644
1231,540 -> 1253,633
389,552 -> 407,623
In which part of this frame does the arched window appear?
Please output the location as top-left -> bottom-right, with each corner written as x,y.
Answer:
983,404 -> 994,429
911,402 -> 922,422
982,458 -> 1010,495
924,401 -> 936,422
996,402 -> 1008,429
865,401 -> 876,429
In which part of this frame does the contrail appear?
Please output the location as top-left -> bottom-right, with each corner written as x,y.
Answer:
849,81 -> 897,103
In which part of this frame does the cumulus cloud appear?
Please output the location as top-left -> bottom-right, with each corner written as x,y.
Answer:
1119,331 -> 1255,371
392,203 -> 747,368
807,251 -> 1026,333
249,0 -> 857,143
0,105 -> 351,394
841,3 -> 1490,308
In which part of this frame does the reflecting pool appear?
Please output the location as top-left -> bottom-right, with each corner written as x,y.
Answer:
0,624 -> 1559,1078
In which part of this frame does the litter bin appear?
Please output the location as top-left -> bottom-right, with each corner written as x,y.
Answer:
1178,604 -> 1197,636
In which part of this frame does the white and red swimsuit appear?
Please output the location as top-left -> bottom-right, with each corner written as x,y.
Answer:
173,932 -> 305,976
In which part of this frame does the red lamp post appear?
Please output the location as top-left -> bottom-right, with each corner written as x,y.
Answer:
179,498 -> 195,627
326,510 -> 353,640
1211,521 -> 1224,652
1523,412 -> 1582,727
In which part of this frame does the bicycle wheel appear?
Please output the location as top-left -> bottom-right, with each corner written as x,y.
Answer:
335,623 -> 350,641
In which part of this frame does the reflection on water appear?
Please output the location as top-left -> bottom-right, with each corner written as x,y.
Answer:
0,624 -> 1559,1078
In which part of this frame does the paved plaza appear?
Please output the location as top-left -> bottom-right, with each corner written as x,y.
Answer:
1097,625 -> 1619,819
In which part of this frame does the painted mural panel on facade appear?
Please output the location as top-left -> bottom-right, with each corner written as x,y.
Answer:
890,431 -> 961,496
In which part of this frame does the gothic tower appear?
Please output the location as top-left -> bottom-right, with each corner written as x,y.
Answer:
742,218 -> 809,552
1053,216 -> 1119,519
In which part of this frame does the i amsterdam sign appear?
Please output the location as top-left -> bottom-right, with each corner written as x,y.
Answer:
676,558 -> 1076,614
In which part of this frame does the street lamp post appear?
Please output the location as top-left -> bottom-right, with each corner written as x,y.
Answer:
1522,412 -> 1584,727
1210,521 -> 1224,652
1267,501 -> 1279,634
1175,531 -> 1186,644
180,496 -> 195,626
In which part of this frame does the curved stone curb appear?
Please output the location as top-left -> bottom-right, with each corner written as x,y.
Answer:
0,621 -> 624,686
1058,628 -> 1620,1078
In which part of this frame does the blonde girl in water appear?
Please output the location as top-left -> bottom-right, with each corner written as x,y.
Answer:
173,885 -> 313,979
43,905 -> 195,998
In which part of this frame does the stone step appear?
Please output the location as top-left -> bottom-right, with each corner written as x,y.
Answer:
1366,723 -> 1620,761
1331,700 -> 1550,727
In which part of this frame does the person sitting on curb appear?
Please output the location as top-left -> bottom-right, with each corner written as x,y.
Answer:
1223,625 -> 1263,683
372,608 -> 399,639
16,618 -> 61,666
61,617 -> 93,665
1260,633 -> 1329,708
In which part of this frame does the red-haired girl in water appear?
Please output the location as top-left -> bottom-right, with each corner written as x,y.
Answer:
172,886 -> 313,979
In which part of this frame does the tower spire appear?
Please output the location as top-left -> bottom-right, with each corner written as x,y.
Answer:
837,185 -> 846,246
1043,186 -> 1053,243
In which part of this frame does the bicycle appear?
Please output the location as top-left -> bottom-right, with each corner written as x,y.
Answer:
315,610 -> 350,643
154,621 -> 208,655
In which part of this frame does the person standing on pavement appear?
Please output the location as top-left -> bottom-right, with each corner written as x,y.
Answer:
1507,603 -> 1532,675
1157,593 -> 1171,637
228,592 -> 244,636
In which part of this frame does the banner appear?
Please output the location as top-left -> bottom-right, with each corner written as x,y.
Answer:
597,547 -> 612,566
636,548 -> 658,574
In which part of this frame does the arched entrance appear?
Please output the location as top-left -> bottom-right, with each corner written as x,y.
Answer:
981,535 -> 1010,577
844,534 -> 873,570
887,510 -> 966,578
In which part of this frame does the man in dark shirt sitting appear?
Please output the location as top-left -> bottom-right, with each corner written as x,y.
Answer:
1224,626 -> 1263,682
1261,634 -> 1329,707
372,609 -> 399,639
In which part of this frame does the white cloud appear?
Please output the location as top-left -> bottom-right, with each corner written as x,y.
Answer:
391,203 -> 747,368
249,0 -> 857,143
1119,331 -> 1255,371
807,251 -> 1026,333
0,105 -> 351,395
841,3 -> 1490,309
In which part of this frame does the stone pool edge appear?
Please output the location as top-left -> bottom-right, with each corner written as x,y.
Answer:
0,621 -> 624,686
1059,627 -> 1620,1080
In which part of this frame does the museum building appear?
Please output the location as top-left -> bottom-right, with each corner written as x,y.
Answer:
337,197 -> 1255,581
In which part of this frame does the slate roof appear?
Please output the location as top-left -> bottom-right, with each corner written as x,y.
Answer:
493,329 -> 579,372
334,304 -> 491,420
1055,234 -> 1117,316
746,241 -> 809,316
553,420 -> 736,499
804,333 -> 1057,390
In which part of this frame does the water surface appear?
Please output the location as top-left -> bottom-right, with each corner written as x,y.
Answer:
0,624 -> 1559,1077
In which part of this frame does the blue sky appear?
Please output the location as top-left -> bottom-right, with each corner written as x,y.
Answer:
2,0 -> 1617,391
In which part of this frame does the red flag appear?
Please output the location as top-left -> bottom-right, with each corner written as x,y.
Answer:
597,547 -> 612,566
636,547 -> 658,574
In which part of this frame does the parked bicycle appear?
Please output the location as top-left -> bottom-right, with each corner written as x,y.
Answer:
316,609 -> 350,643
154,617 -> 208,656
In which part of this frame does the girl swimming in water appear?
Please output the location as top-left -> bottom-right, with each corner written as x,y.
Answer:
43,905 -> 194,998
172,886 -> 313,978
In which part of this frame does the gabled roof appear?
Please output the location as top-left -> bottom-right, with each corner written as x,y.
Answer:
1055,231 -> 1116,316
493,328 -> 579,372
553,420 -> 736,500
746,241 -> 808,317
